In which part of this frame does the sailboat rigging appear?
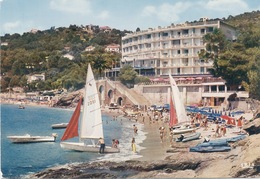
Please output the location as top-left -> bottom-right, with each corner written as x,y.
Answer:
60,64 -> 120,153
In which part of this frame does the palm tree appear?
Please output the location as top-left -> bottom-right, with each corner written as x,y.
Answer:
92,54 -> 110,77
198,28 -> 227,76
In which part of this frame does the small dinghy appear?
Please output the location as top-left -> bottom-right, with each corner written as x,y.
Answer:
176,132 -> 201,142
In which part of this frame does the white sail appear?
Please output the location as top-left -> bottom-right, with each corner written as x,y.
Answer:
169,74 -> 189,124
80,64 -> 104,140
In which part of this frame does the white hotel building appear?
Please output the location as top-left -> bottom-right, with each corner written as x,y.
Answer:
121,19 -> 236,77
119,19 -> 249,107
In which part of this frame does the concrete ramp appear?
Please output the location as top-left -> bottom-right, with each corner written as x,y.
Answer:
106,80 -> 151,106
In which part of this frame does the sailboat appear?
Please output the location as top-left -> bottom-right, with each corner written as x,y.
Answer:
60,64 -> 120,153
169,74 -> 197,134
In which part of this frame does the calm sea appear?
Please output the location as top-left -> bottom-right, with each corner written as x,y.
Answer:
1,104 -> 146,178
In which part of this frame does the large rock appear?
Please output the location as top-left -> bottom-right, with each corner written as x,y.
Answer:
229,134 -> 260,178
243,118 -> 260,135
53,92 -> 81,107
31,159 -> 202,178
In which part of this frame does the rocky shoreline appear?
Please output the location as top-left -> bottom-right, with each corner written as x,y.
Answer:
30,117 -> 260,178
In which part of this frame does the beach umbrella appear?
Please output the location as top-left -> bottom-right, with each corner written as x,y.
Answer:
195,77 -> 203,80
179,77 -> 186,81
237,118 -> 242,128
151,78 -> 160,82
231,118 -> 236,126
186,77 -> 194,81
221,115 -> 236,126
221,115 -> 231,120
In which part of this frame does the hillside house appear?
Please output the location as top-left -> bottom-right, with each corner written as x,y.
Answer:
105,44 -> 120,53
27,73 -> 45,83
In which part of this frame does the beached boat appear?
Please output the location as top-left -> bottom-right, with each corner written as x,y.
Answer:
168,74 -> 196,134
171,125 -> 197,135
51,123 -> 68,129
194,134 -> 247,148
60,64 -> 120,153
7,133 -> 57,143
189,146 -> 231,153
18,105 -> 25,109
196,140 -> 229,147
176,132 -> 201,142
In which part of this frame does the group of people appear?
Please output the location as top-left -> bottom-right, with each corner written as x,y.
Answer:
112,139 -> 119,148
190,113 -> 208,129
215,123 -> 227,137
97,137 -> 120,154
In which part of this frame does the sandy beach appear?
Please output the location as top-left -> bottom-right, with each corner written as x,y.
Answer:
122,108 -> 254,162
137,117 -> 172,161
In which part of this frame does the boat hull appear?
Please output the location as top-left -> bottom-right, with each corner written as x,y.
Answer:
60,142 -> 120,153
172,127 -> 197,135
190,146 -> 231,153
176,132 -> 201,142
52,123 -> 68,129
196,134 -> 247,147
7,135 -> 56,143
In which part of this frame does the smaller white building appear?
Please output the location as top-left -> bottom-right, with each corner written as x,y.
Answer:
63,54 -> 74,60
27,73 -> 45,83
105,44 -> 120,53
85,46 -> 95,52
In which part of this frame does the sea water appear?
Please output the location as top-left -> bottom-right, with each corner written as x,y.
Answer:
1,104 -> 146,178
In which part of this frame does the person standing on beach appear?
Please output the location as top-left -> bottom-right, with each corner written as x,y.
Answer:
131,137 -> 136,153
159,127 -> 165,143
97,137 -> 105,154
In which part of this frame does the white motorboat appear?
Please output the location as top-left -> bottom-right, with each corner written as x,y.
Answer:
51,123 -> 68,129
7,133 -> 58,143
60,64 -> 120,153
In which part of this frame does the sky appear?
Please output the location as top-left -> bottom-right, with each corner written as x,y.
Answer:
0,0 -> 259,35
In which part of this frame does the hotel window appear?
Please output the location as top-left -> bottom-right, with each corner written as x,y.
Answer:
183,49 -> 189,54
204,86 -> 209,92
172,39 -> 180,45
177,68 -> 180,74
208,27 -> 214,32
211,86 -> 217,92
182,29 -> 189,35
200,67 -> 204,73
219,85 -> 225,92
162,32 -> 168,36
201,29 -> 205,34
